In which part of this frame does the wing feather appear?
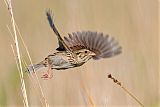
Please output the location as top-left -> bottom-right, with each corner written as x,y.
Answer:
46,10 -> 72,52
64,31 -> 122,59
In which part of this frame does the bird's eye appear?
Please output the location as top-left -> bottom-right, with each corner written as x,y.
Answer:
76,52 -> 80,55
84,51 -> 88,53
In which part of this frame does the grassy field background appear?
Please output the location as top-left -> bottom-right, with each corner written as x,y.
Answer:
0,0 -> 159,107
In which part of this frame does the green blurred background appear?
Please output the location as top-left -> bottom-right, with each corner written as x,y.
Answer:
0,0 -> 159,107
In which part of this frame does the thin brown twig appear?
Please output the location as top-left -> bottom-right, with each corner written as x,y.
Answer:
107,73 -> 144,107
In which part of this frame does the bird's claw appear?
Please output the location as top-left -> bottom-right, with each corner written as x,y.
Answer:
41,72 -> 53,79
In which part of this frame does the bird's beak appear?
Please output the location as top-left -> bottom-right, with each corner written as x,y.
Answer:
90,52 -> 96,56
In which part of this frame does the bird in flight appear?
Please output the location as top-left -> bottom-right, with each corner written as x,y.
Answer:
27,10 -> 122,79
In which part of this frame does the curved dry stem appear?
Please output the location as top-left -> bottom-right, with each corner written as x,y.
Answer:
107,73 -> 144,107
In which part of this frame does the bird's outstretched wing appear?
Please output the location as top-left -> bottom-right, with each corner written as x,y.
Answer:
64,31 -> 122,59
46,10 -> 71,52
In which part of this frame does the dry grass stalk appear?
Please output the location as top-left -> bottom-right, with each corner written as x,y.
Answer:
107,74 -> 144,107
80,80 -> 96,107
5,1 -> 49,106
15,22 -> 49,107
7,25 -> 47,106
4,0 -> 29,106
11,45 -> 27,107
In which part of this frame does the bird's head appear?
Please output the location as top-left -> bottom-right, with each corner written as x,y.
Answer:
75,49 -> 96,63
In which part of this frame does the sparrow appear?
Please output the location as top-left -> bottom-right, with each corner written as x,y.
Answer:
27,10 -> 122,79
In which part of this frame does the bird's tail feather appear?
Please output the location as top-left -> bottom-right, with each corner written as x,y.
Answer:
26,62 -> 45,73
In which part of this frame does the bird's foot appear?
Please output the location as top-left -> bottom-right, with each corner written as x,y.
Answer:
41,72 -> 53,79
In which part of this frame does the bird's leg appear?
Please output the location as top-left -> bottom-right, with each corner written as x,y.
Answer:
41,64 -> 53,79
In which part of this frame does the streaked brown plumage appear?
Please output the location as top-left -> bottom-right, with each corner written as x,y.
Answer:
27,10 -> 122,79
